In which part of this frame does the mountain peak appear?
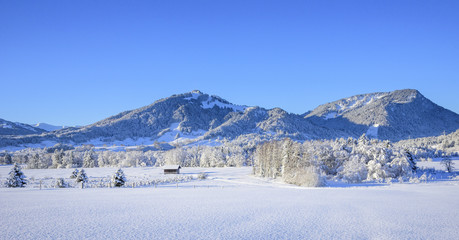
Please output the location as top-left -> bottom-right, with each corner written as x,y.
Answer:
191,90 -> 203,94
305,89 -> 459,141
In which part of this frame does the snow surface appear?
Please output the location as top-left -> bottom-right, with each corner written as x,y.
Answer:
324,112 -> 338,120
0,123 -> 12,129
156,122 -> 206,144
0,140 -> 59,152
366,124 -> 379,138
332,93 -> 389,116
1,164 -> 459,239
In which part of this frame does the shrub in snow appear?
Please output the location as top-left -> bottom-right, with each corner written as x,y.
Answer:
111,168 -> 127,187
75,169 -> 88,183
70,169 -> 79,179
197,172 -> 208,180
409,176 -> 421,184
283,167 -> 325,187
385,177 -> 393,184
6,163 -> 27,188
54,178 -> 68,188
419,173 -> 428,183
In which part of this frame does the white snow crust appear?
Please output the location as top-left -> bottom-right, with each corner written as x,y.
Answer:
331,93 -> 389,116
366,124 -> 379,138
1,164 -> 459,240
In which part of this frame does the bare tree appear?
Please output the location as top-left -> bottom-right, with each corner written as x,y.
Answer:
441,156 -> 455,173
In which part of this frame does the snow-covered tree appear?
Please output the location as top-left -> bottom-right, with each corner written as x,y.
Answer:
339,155 -> 367,183
70,169 -> 79,179
405,149 -> 417,172
51,149 -> 64,168
111,168 -> 127,187
83,150 -> 96,168
2,153 -> 12,165
75,169 -> 88,183
27,153 -> 40,169
62,151 -> 74,168
6,163 -> 27,188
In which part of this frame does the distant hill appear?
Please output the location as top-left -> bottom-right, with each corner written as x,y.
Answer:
0,118 -> 45,136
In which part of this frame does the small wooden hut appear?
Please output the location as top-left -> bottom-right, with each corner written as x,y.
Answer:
162,165 -> 181,174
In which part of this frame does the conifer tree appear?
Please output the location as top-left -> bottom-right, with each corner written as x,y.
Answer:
111,168 -> 127,187
70,169 -> 79,179
405,149 -> 417,172
75,169 -> 88,183
6,163 -> 27,188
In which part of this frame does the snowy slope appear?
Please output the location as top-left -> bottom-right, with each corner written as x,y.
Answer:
1,166 -> 459,240
34,123 -> 69,132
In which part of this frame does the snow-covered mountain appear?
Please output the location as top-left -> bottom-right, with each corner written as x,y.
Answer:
34,123 -> 69,132
0,118 -> 45,136
304,89 -> 459,141
1,89 -> 458,148
40,90 -> 339,143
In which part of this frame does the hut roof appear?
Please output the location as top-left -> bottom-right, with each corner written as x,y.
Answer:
162,165 -> 181,170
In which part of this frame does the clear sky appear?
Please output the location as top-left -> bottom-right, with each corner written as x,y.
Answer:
1,0 -> 458,126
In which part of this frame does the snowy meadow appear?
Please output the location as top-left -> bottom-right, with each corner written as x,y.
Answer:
1,162 -> 459,240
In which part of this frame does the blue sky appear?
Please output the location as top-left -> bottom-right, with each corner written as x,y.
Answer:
1,0 -> 458,126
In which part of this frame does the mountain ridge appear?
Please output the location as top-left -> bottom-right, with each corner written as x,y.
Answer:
304,89 -> 459,140
1,89 -> 458,149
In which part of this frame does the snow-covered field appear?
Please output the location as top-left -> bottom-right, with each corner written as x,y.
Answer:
1,164 -> 459,239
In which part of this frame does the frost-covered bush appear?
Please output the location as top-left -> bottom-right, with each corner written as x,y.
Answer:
54,178 -> 68,188
409,176 -> 421,184
6,163 -> 27,188
197,172 -> 208,180
111,168 -> 127,187
283,167 -> 325,187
